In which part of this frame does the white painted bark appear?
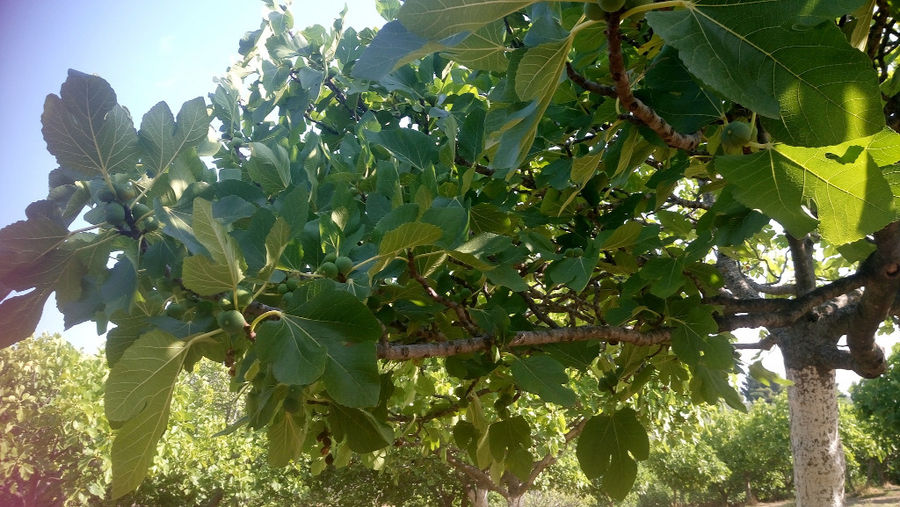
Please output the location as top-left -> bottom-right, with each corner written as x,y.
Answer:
467,486 -> 489,507
787,366 -> 845,507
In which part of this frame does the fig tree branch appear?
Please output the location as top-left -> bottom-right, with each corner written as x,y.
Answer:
606,12 -> 701,151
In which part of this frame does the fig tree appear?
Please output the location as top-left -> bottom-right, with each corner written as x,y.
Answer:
218,309 -> 247,334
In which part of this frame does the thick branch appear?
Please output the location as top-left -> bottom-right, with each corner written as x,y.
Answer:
843,223 -> 900,377
606,12 -> 701,151
446,452 -> 503,495
708,272 -> 866,317
787,234 -> 816,295
377,325 -> 670,360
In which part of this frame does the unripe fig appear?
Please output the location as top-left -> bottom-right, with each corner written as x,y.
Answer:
323,253 -> 337,263
335,256 -> 353,275
116,181 -> 137,201
97,187 -> 117,203
285,278 -> 300,291
166,303 -> 186,318
283,397 -> 301,413
277,283 -> 289,294
599,0 -> 626,13
218,309 -> 247,334
722,121 -> 753,149
318,261 -> 339,279
584,2 -> 607,20
141,216 -> 160,232
104,202 -> 126,225
131,203 -> 151,219
235,288 -> 253,307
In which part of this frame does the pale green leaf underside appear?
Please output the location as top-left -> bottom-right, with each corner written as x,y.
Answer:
192,198 -> 245,287
515,38 -> 570,102
105,330 -> 186,422
717,144 -> 894,245
181,255 -> 240,296
647,3 -> 883,147
138,97 -> 209,176
398,0 -> 544,41
41,70 -> 139,179
447,21 -> 508,72
106,330 -> 186,499
267,411 -> 306,466
372,222 -> 443,275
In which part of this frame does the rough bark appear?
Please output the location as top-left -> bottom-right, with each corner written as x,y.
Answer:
466,487 -> 489,507
506,494 -> 524,507
786,366 -> 846,507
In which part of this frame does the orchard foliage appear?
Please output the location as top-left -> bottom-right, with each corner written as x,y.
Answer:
1,0 -> 900,501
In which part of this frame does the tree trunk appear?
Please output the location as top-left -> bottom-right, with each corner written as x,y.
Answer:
506,494 -> 524,507
787,365 -> 845,507
467,486 -> 489,507
744,474 -> 757,504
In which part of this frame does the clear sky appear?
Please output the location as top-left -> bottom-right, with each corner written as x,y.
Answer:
0,1 -> 893,392
0,0 -> 383,350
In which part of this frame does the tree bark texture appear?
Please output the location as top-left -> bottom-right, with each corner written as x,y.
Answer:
787,366 -> 846,507
467,486 -> 489,507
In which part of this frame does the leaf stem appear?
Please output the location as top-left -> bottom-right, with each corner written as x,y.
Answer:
621,0 -> 691,22
250,310 -> 283,332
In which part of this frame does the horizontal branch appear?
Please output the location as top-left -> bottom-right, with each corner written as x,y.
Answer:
377,326 -> 671,361
708,272 -> 867,317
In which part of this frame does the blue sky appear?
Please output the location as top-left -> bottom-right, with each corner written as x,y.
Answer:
0,0 -> 383,350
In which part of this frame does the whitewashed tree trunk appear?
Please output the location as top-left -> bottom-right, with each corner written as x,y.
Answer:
467,486 -> 489,507
787,365 -> 845,507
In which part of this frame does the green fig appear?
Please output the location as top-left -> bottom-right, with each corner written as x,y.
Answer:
218,309 -> 247,334
335,256 -> 353,275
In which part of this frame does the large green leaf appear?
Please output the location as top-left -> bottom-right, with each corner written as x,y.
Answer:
647,2 -> 883,146
366,128 -> 438,170
138,97 -> 209,176
105,330 -> 187,422
717,144 -> 894,245
110,385 -> 174,499
255,290 -> 382,407
446,21 -> 508,72
515,37 -> 570,102
576,408 -> 650,501
106,330 -> 187,499
353,20 -> 445,81
398,0 -> 541,40
181,255 -> 237,296
510,355 -> 576,406
328,405 -> 394,453
192,198 -> 245,285
371,222 -> 444,275
41,70 -> 138,178
267,410 -> 307,466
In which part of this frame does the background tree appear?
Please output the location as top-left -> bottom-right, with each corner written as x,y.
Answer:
1,0 -> 899,505
851,344 -> 900,484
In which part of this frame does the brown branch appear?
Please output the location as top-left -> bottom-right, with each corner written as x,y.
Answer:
377,325 -> 671,360
606,12 -> 701,151
520,418 -> 587,494
407,251 -> 481,336
787,234 -> 816,295
707,272 -> 866,317
566,62 -> 616,97
445,451 -> 504,495
843,222 -> 899,377
666,195 -> 710,210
